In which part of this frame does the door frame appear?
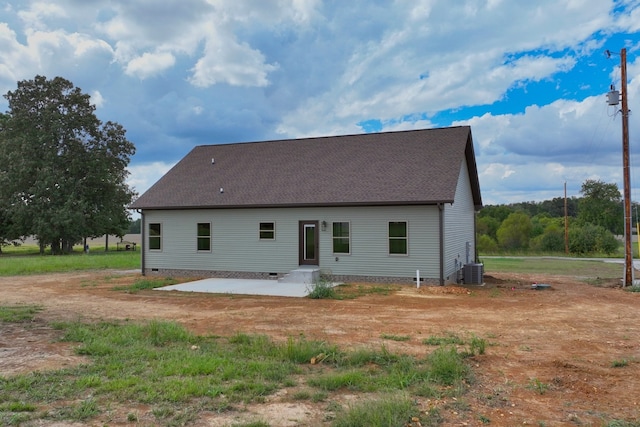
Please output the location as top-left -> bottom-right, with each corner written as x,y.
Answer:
299,220 -> 319,266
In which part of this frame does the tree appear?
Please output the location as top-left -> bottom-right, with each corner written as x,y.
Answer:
128,218 -> 141,234
0,76 -> 136,254
578,179 -> 623,235
530,223 -> 565,252
496,212 -> 532,250
568,223 -> 619,254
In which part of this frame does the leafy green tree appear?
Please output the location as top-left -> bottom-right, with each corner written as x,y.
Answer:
530,223 -> 565,252
539,196 -> 578,218
496,212 -> 532,250
478,205 -> 514,224
578,179 -> 623,235
0,76 -> 136,254
569,223 -> 619,254
477,234 -> 499,253
128,218 -> 141,234
477,215 -> 501,241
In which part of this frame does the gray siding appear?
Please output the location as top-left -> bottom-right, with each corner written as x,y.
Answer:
443,158 -> 477,280
142,205 -> 441,280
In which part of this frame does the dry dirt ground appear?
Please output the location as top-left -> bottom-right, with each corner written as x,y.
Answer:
1,270 -> 639,426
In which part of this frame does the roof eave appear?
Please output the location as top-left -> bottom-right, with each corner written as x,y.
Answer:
129,199 -> 456,211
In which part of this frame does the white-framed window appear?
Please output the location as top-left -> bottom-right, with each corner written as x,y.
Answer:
388,221 -> 408,255
259,222 -> 275,240
332,221 -> 350,254
197,222 -> 211,251
148,223 -> 162,251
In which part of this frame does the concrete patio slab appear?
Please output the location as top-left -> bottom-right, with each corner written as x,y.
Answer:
155,278 -> 312,297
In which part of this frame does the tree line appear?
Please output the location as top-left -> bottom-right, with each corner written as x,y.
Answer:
0,76 -> 136,254
478,179 -> 634,255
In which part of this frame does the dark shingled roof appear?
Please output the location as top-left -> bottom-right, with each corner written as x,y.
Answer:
130,126 -> 482,210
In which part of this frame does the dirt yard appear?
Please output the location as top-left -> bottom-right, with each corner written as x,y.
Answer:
1,270 -> 639,426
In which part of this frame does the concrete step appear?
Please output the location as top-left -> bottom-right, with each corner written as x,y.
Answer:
278,267 -> 320,284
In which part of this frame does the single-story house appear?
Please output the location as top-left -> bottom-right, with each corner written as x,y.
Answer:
130,126 -> 483,285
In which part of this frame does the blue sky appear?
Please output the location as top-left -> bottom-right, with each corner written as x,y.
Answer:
1,0 -> 640,206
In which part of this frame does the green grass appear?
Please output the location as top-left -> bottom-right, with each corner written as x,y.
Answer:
331,395 -> 425,427
422,332 -> 465,346
481,257 -> 623,277
381,334 -> 411,342
111,277 -> 178,293
0,308 -> 476,426
0,247 -> 139,276
0,305 -> 43,323
526,378 -> 549,395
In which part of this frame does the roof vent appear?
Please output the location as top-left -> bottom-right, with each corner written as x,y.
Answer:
219,187 -> 224,193
211,158 -> 215,164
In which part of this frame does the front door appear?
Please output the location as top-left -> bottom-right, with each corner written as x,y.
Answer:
299,221 -> 319,265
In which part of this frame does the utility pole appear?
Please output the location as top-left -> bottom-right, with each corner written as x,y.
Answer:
607,48 -> 633,287
564,181 -> 569,254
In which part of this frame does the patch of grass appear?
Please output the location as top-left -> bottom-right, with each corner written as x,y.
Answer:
232,421 -> 270,427
479,414 -> 491,424
54,399 -> 100,422
0,249 -> 139,276
427,346 -> 470,386
0,319 -> 476,426
332,283 -> 400,299
307,277 -> 337,299
331,395 -> 421,427
380,333 -> 411,342
526,378 -> 549,395
311,391 -> 329,402
281,335 -> 338,364
611,359 -> 629,368
465,335 -> 487,356
0,305 -> 42,323
482,257 -> 622,278
307,370 -> 369,391
625,286 -> 640,293
111,277 -> 178,293
605,420 -> 640,427
422,332 -> 465,346
0,402 -> 37,412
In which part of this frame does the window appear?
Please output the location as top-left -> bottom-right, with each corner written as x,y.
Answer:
149,223 -> 162,250
197,223 -> 211,251
389,221 -> 408,255
332,221 -> 350,254
259,222 -> 275,240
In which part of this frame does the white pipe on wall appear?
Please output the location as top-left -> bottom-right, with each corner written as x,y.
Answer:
416,270 -> 420,288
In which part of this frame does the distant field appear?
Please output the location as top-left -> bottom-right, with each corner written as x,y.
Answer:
19,234 -> 141,248
0,246 -> 140,276
481,256 -> 623,278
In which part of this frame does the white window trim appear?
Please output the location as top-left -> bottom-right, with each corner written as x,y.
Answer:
259,221 -> 276,240
388,220 -> 409,256
332,220 -> 351,255
197,222 -> 212,252
148,222 -> 163,252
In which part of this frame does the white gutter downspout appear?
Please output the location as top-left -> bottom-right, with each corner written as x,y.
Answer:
438,203 -> 445,286
138,210 -> 145,276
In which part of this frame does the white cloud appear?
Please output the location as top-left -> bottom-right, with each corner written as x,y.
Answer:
125,51 -> 175,79
188,32 -> 279,87
17,1 -> 66,29
127,161 -> 175,197
90,90 -> 104,108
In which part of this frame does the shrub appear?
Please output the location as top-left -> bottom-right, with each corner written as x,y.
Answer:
428,346 -> 469,385
307,275 -> 337,299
